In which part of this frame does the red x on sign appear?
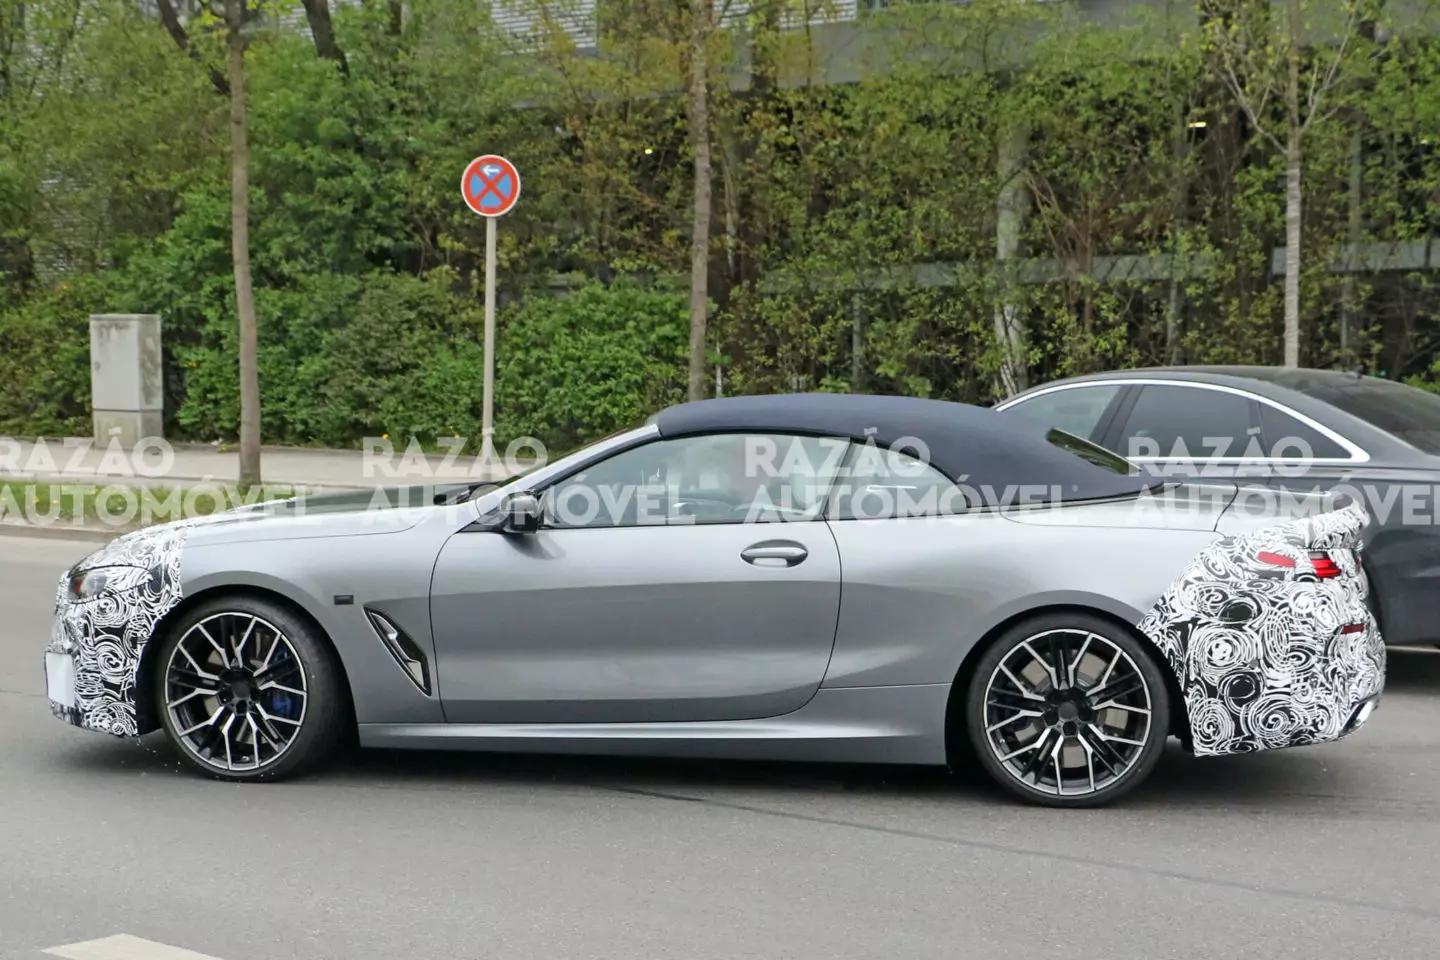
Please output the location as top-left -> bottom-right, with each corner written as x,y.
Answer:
462,154 -> 521,218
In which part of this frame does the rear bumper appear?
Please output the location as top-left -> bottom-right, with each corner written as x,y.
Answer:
1141,501 -> 1386,757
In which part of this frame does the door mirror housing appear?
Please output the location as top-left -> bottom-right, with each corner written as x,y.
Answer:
499,492 -> 543,534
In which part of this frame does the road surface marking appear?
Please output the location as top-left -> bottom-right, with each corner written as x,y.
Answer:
44,934 -> 225,960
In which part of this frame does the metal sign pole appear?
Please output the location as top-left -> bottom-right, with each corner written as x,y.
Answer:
481,215 -> 498,468
460,153 -> 520,474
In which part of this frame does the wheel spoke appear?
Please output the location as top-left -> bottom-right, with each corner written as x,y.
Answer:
1087,676 -> 1144,709
1019,728 -> 1056,782
178,705 -> 225,738
196,623 -> 230,668
987,689 -> 1039,712
259,683 -> 307,700
245,716 -> 265,769
1096,702 -> 1151,717
256,705 -> 302,728
1069,634 -> 1095,685
986,709 -> 1042,734
998,663 -> 1045,701
1047,735 -> 1064,795
177,646 -> 219,680
219,711 -> 236,771
1076,733 -> 1098,795
1082,723 -> 1131,776
168,667 -> 219,694
1047,634 -> 1071,690
233,617 -> 258,667
1020,641 -> 1060,692
253,659 -> 301,689
166,689 -> 212,711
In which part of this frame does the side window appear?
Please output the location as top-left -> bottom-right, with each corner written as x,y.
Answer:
1001,385 -> 1125,444
829,443 -> 965,520
1258,404 -> 1349,459
542,433 -> 846,528
1117,385 -> 1256,460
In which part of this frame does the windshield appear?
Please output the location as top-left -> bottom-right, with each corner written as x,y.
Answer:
1305,380 -> 1440,455
1045,427 -> 1139,475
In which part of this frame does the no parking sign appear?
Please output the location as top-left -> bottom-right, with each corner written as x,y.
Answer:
462,155 -> 521,218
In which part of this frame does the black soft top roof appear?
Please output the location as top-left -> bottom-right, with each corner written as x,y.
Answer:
653,393 -> 1162,505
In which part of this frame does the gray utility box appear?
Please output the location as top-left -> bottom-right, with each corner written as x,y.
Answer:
90,314 -> 163,446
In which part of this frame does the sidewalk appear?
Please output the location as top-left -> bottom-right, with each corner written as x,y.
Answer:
1,438 -> 522,492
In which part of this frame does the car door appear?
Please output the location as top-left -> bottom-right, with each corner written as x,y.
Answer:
428,431 -> 845,724
1101,382 -> 1262,482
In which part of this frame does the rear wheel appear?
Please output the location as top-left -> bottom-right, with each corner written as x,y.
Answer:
154,596 -> 346,782
966,613 -> 1170,808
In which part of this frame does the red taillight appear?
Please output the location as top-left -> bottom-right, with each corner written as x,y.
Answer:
1341,623 -> 1365,634
1256,549 -> 1342,578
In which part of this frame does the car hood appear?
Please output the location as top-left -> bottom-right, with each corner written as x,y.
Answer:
153,483 -> 477,548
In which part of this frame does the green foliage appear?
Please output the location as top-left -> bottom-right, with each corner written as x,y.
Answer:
496,281 -> 689,449
5,0 -> 1440,449
0,277 -> 110,436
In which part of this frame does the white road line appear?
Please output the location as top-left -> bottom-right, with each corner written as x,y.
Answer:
43,934 -> 226,960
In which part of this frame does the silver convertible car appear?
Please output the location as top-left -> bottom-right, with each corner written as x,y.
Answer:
44,394 -> 1385,806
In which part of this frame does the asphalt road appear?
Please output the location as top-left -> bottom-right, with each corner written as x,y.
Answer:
3,535 -> 1440,960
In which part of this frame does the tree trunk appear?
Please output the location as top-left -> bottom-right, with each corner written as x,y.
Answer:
1282,0 -> 1303,369
687,0 -> 713,403
227,0 -> 261,488
993,118 -> 1030,397
1341,126 -> 1363,364
301,0 -> 348,74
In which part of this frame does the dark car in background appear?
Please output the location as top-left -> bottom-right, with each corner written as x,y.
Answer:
995,366 -> 1440,648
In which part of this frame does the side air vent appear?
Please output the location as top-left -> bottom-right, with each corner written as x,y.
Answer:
364,609 -> 432,695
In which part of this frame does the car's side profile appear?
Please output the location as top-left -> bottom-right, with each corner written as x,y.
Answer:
45,394 -> 1384,806
995,367 -> 1440,647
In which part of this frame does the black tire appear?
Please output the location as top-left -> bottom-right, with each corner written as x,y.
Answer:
965,612 -> 1170,808
153,595 -> 347,782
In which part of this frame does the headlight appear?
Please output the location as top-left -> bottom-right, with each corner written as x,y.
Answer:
66,565 -> 156,603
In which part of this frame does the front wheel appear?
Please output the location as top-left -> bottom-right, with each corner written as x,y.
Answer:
153,595 -> 346,782
965,613 -> 1170,808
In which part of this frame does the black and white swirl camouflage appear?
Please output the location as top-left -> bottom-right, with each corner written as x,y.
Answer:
46,514 -> 241,736
1139,500 -> 1385,757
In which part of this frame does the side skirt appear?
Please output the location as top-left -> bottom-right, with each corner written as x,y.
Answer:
358,683 -> 952,766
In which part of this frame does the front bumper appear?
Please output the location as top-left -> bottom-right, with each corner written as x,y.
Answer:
47,585 -> 152,737
44,521 -> 195,737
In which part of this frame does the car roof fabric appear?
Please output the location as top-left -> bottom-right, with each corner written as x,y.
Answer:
653,393 -> 1162,505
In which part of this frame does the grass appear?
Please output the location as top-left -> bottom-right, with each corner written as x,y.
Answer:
0,481 -> 301,531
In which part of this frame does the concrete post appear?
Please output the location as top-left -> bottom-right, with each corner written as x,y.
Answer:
89,314 -> 163,446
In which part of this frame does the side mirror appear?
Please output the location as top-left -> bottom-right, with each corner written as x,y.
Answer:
500,492 -> 543,534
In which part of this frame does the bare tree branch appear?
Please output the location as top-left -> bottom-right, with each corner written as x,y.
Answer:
1301,5 -> 1360,133
154,0 -> 231,96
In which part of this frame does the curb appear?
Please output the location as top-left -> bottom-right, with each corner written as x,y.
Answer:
0,522 -> 120,542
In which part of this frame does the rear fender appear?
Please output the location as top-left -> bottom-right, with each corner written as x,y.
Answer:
1138,501 -> 1385,756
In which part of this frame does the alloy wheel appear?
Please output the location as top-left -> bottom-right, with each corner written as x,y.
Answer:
981,628 -> 1153,798
162,612 -> 309,773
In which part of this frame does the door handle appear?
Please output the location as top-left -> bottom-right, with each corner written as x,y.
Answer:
741,540 -> 808,567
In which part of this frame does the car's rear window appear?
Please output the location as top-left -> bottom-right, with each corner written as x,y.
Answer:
1306,381 -> 1440,455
